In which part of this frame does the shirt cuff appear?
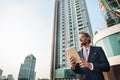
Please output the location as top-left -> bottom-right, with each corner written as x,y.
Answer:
89,63 -> 94,70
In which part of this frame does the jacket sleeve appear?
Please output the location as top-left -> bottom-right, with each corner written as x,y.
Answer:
93,47 -> 110,72
72,63 -> 91,74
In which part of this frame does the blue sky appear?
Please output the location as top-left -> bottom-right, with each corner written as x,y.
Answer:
0,0 -> 106,80
86,0 -> 107,34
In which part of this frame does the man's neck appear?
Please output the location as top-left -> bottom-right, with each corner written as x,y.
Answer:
83,44 -> 90,49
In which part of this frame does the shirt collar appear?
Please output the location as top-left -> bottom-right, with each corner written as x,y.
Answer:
83,45 -> 91,51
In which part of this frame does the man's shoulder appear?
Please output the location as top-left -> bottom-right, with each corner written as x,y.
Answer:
91,45 -> 102,49
77,46 -> 102,53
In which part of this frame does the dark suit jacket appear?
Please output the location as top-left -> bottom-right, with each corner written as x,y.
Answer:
72,46 -> 110,80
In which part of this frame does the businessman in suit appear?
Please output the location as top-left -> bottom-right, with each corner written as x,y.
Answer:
69,32 -> 110,80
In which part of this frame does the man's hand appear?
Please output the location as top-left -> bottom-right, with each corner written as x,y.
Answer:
69,56 -> 76,69
79,58 -> 92,69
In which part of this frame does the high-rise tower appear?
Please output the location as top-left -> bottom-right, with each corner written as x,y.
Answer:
50,0 -> 93,80
18,54 -> 36,80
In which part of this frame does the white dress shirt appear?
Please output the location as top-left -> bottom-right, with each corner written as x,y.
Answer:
83,46 -> 90,61
83,45 -> 94,70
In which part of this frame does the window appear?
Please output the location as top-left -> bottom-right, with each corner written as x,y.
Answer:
79,27 -> 83,30
70,35 -> 73,38
63,37 -> 65,40
63,59 -> 65,61
70,25 -> 72,27
77,11 -> 80,14
69,22 -> 72,24
63,64 -> 65,67
76,5 -> 79,8
70,44 -> 73,46
75,0 -> 79,3
70,32 -> 72,34
107,0 -> 120,10
63,45 -> 65,48
76,8 -> 80,11
63,49 -> 65,52
76,3 -> 79,5
96,32 -> 120,57
70,39 -> 73,42
78,20 -> 82,23
77,14 -> 81,17
78,24 -> 83,26
62,29 -> 65,33
77,17 -> 82,20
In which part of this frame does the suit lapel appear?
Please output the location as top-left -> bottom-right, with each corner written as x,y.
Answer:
88,46 -> 95,62
78,49 -> 84,59
79,46 -> 95,61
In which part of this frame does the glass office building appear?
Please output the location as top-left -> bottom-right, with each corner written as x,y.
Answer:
7,74 -> 14,80
18,54 -> 36,80
0,69 -> 2,76
99,0 -> 120,27
94,0 -> 120,80
50,0 -> 93,80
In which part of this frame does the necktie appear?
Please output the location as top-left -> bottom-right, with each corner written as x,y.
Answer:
85,49 -> 88,61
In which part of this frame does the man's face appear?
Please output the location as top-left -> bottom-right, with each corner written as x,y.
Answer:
79,34 -> 89,46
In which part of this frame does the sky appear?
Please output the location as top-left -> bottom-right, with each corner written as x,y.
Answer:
0,0 -> 106,80
0,0 -> 54,79
86,0 -> 107,34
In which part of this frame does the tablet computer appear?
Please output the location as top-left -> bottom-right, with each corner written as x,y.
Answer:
65,46 -> 81,63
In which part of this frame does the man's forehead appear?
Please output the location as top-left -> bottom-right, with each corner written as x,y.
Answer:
79,34 -> 85,37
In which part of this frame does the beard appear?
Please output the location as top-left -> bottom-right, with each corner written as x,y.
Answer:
81,42 -> 87,46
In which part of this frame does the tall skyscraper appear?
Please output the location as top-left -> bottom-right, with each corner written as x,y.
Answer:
7,74 -> 14,80
18,54 -> 36,80
0,69 -> 3,76
0,69 -> 3,80
50,0 -> 93,80
93,0 -> 120,80
0,76 -> 7,80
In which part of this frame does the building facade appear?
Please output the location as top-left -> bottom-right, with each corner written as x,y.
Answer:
50,0 -> 93,80
0,69 -> 3,77
0,76 -> 7,80
99,0 -> 120,27
37,78 -> 49,80
18,54 -> 36,80
94,0 -> 120,80
0,70 -> 14,80
7,74 -> 14,80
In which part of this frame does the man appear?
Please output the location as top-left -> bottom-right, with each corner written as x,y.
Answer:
69,32 -> 110,80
